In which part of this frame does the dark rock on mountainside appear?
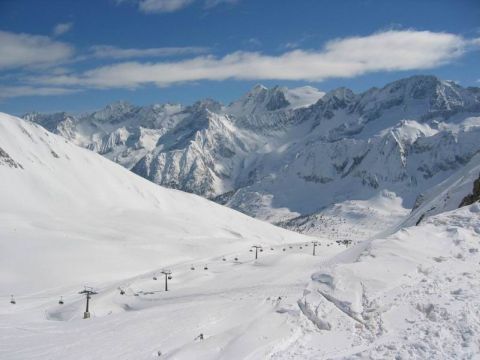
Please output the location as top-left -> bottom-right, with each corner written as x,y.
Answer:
459,174 -> 480,207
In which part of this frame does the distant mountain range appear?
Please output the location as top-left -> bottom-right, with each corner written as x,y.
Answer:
24,75 -> 480,240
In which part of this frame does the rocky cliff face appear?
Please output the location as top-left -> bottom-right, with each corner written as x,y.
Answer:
460,175 -> 480,207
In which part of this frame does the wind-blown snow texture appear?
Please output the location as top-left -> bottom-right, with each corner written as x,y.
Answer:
24,76 -> 480,241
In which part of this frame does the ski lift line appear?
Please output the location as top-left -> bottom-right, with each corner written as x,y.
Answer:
151,240 -> 320,288
138,242 -> 296,278
0,294 -> 79,300
4,241 -> 327,305
1,284 -> 104,304
0,288 -> 97,299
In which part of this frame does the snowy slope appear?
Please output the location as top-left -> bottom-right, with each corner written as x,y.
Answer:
271,158 -> 480,358
0,112 -> 312,295
1,112 -> 479,360
400,151 -> 480,228
0,113 -> 348,360
286,203 -> 480,359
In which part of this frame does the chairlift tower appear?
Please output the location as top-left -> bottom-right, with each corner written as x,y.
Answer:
78,287 -> 98,319
312,241 -> 319,256
251,245 -> 263,260
161,270 -> 172,291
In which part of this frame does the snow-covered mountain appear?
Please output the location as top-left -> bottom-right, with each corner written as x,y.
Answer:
0,112 -> 310,294
0,112 -> 337,359
1,111 -> 479,359
398,152 -> 480,229
24,76 -> 480,240
292,155 -> 480,358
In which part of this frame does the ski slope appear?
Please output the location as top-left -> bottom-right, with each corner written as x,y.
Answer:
1,113 -> 479,359
0,112 -> 316,294
0,113 -> 343,359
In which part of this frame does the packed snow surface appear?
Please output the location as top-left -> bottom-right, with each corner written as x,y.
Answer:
1,113 -> 480,359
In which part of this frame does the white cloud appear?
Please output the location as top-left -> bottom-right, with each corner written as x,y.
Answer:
204,0 -> 238,8
470,38 -> 480,47
0,31 -> 74,70
89,45 -> 209,59
282,34 -> 313,50
283,41 -> 300,50
29,30 -> 474,89
53,22 -> 73,37
0,85 -> 79,99
139,0 -> 194,13
121,0 -> 238,13
244,38 -> 262,48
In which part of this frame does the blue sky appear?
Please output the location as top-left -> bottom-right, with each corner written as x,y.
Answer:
0,0 -> 479,115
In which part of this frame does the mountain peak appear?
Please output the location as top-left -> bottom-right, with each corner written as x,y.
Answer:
383,75 -> 441,93
105,100 -> 133,110
189,98 -> 223,113
318,87 -> 357,111
377,74 -> 469,112
90,100 -> 135,122
323,87 -> 356,101
228,84 -> 290,115
22,111 -> 76,134
250,84 -> 268,93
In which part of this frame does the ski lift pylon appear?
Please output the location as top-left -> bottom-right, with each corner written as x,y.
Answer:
10,295 -> 15,305
58,296 -> 64,305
